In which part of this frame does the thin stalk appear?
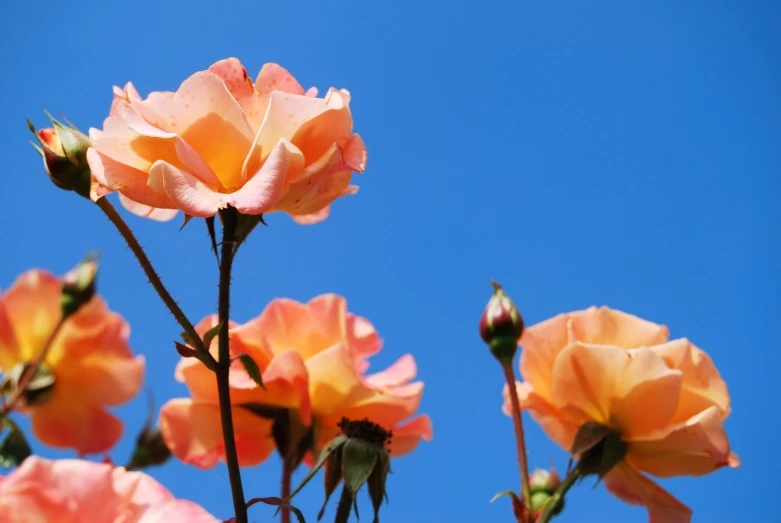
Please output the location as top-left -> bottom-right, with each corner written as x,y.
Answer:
2,317 -> 66,415
333,486 -> 353,523
503,363 -> 532,522
281,458 -> 293,523
96,198 -> 214,365
215,207 -> 247,523
535,462 -> 582,523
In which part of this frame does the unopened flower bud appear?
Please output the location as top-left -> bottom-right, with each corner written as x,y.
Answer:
480,281 -> 524,365
61,258 -> 99,317
127,426 -> 172,470
28,114 -> 92,199
529,468 -> 561,495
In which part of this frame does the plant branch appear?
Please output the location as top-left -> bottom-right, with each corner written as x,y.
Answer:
2,317 -> 66,415
96,198 -> 215,366
281,458 -> 293,523
333,485 -> 353,523
215,207 -> 247,523
503,363 -> 532,522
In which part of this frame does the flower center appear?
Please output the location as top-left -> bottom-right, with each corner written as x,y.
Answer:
338,417 -> 393,447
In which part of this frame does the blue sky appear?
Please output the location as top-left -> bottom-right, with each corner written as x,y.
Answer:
2,1 -> 780,521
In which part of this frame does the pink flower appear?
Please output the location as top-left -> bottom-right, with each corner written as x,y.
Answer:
0,456 -> 218,522
503,306 -> 738,523
88,58 -> 367,223
0,269 -> 144,455
159,294 -> 431,468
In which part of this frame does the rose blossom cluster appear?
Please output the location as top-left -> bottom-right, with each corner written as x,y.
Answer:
6,54 -> 738,523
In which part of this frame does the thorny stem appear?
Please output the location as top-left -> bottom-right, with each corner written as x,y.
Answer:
1,317 -> 66,415
503,363 -> 532,523
216,207 -> 247,523
281,458 -> 293,523
333,485 -> 353,523
535,461 -> 582,523
96,198 -> 215,367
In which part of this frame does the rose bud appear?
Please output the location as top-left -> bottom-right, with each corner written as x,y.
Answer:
28,114 -> 92,199
480,281 -> 524,365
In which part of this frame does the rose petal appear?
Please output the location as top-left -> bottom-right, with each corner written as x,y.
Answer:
139,499 -> 220,523
388,415 -> 433,456
87,148 -> 176,209
142,71 -> 255,191
119,193 -> 180,222
503,381 -> 579,451
227,138 -> 291,215
154,160 -> 229,217
568,306 -> 670,348
651,338 -> 730,423
159,399 -> 275,469
255,63 -> 306,98
32,393 -> 124,455
519,312 -> 571,404
551,344 -> 682,437
2,270 -> 61,362
0,457 -> 123,522
365,354 -> 417,389
0,291 -> 21,370
626,406 -> 736,477
603,462 -> 692,523
208,57 -> 267,130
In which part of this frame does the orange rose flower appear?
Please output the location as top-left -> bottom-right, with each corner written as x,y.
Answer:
160,294 -> 431,468
88,58 -> 367,224
0,270 -> 144,455
503,306 -> 738,523
0,456 -> 218,522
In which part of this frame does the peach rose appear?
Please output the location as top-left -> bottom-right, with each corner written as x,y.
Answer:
88,58 -> 367,223
0,456 -> 217,522
0,270 -> 144,455
503,306 -> 738,523
159,294 -> 431,468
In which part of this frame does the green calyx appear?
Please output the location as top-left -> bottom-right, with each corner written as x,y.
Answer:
288,417 -> 393,523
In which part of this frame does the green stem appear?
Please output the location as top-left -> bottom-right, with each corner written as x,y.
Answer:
96,198 -> 215,366
333,485 -> 353,523
216,208 -> 247,523
536,462 -> 582,523
2,317 -> 66,415
503,363 -> 532,523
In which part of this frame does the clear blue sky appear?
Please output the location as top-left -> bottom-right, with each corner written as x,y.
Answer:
2,1 -> 779,521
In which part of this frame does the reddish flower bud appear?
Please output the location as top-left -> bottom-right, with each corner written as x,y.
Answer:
28,114 -> 92,199
480,281 -> 524,365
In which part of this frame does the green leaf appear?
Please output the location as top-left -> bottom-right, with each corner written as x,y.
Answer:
342,438 -> 378,501
205,216 -> 219,263
318,448 -> 343,520
245,497 -> 306,523
367,449 -> 390,523
234,213 -> 267,254
202,321 -> 224,351
490,490 -> 520,504
570,422 -> 610,456
596,431 -> 628,481
174,341 -> 199,358
236,353 -> 264,389
0,418 -> 31,468
289,435 -> 348,500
